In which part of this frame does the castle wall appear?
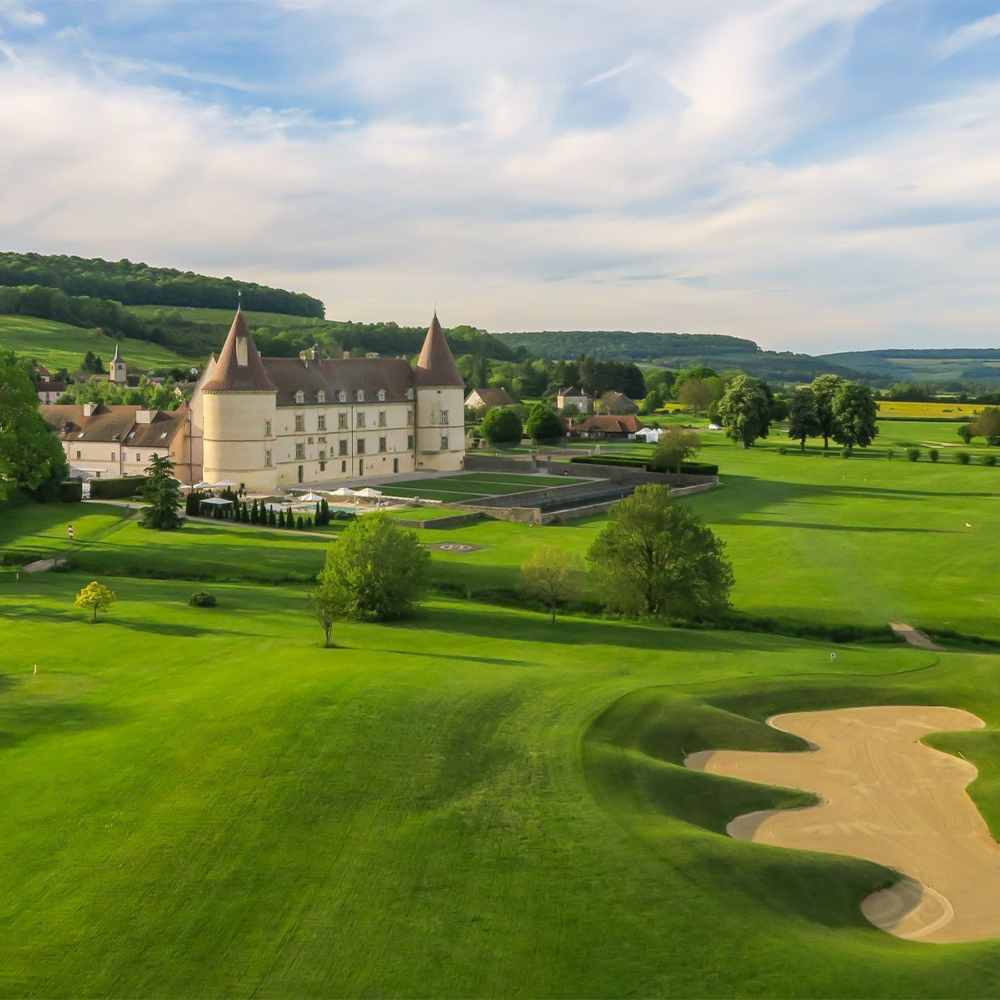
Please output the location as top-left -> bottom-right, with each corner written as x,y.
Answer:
415,387 -> 465,472
202,391 -> 278,491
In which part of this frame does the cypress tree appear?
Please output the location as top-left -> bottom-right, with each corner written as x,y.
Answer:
250,499 -> 259,524
307,516 -> 313,528
320,497 -> 330,526
315,501 -> 321,524
268,507 -> 277,527
277,509 -> 286,528
296,515 -> 305,530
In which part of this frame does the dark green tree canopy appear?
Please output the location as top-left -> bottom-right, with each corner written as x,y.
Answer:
717,374 -> 772,448
810,374 -> 844,449
587,486 -> 733,620
480,407 -> 523,446
832,381 -> 879,451
788,386 -> 822,450
524,403 -> 564,442
140,454 -> 183,530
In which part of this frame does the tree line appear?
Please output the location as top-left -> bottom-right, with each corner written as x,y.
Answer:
0,252 -> 323,317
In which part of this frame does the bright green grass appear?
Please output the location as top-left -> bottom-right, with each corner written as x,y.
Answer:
0,315 -> 192,372
5,571 -> 1000,997
0,502 -> 132,562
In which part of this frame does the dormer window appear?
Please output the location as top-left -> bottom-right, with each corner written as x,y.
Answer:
356,389 -> 365,402
377,389 -> 386,402
294,390 -> 305,404
317,390 -> 326,403
338,390 -> 347,403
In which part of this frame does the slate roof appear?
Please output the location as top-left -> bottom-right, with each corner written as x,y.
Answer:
263,356 -> 415,406
415,313 -> 463,387
40,404 -> 186,445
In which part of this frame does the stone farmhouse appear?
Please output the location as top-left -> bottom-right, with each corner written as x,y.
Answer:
556,387 -> 593,414
464,387 -> 516,411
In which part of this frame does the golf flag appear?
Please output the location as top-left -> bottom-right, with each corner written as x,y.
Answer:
68,524 -> 74,541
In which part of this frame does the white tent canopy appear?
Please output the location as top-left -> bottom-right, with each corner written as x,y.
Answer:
199,497 -> 234,506
215,479 -> 237,488
298,492 -> 325,502
331,487 -> 356,497
194,480 -> 214,489
355,487 -> 382,499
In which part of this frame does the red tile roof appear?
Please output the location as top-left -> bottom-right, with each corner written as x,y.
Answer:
415,313 -> 463,387
571,414 -> 645,435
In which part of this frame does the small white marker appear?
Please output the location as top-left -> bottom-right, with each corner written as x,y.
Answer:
33,664 -> 37,675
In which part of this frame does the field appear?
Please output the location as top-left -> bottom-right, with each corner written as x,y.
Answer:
874,400 -> 985,420
3,418 -> 1000,997
128,304 -> 328,329
0,315 -> 193,373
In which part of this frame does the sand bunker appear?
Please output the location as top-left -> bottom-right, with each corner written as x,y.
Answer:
685,706 -> 1000,943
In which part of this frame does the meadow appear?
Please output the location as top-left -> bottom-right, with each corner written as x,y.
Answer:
2,414 -> 1000,997
0,315 -> 192,372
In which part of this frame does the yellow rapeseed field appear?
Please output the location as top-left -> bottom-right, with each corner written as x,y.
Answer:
875,400 -> 985,419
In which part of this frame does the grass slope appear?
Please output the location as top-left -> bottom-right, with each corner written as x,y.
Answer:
0,315 -> 192,372
5,571 -> 1000,998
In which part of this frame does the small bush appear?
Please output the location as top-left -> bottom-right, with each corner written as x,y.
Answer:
982,454 -> 997,467
90,476 -> 145,499
189,591 -> 217,607
956,451 -> 971,465
907,448 -> 920,462
777,446 -> 787,455
58,481 -> 83,502
886,449 -> 894,460
929,449 -> 939,463
841,447 -> 851,459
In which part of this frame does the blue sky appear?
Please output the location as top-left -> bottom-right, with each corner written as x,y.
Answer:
2,0 -> 1000,351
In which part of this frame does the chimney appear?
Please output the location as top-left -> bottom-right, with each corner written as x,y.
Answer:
137,409 -> 153,424
343,350 -> 350,360
82,402 -> 97,417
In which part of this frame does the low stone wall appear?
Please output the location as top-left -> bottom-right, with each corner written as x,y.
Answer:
392,512 -> 484,529
458,478 -> 626,509
541,497 -> 626,524
669,482 -> 719,499
464,455 -> 539,473
457,503 -> 544,525
562,461 -> 719,489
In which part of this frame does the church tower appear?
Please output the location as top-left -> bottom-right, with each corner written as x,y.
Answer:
109,342 -> 127,385
414,313 -> 465,471
199,306 -> 278,491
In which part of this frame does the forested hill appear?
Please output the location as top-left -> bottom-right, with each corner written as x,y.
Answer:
0,252 -> 324,318
494,330 -> 860,384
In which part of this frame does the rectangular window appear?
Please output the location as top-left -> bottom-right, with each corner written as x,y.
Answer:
379,436 -> 387,453
317,414 -> 326,431
339,440 -> 348,456
319,461 -> 326,472
440,410 -> 449,424
356,412 -> 366,429
264,419 -> 272,437
341,460 -> 347,472
76,450 -> 81,459
357,438 -> 365,454
407,434 -> 414,449
441,435 -> 449,450
295,443 -> 305,459
135,454 -> 141,462
407,409 -> 413,425
378,410 -> 386,427
264,450 -> 272,467
111,452 -> 115,460
319,450 -> 326,462
338,412 -> 347,429
294,414 -> 305,432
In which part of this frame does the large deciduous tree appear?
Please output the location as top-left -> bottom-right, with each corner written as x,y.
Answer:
677,377 -> 713,415
717,375 -> 772,448
519,545 -> 586,623
787,387 -> 822,451
140,454 -> 183,530
480,407 -> 523,446
649,428 -> 701,472
832,381 -> 879,452
587,486 -> 733,620
311,513 -> 430,633
0,350 -> 68,503
971,407 -> 1000,445
810,374 -> 844,450
524,403 -> 564,443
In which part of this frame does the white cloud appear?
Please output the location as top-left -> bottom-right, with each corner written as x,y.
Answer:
937,10 -> 1000,59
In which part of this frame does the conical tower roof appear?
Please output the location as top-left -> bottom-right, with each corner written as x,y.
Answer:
201,307 -> 277,393
112,341 -> 123,363
414,312 -> 463,387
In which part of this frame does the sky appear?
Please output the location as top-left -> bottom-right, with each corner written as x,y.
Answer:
1,1 -> 1000,352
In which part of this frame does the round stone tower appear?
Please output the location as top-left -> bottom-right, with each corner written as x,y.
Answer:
414,313 -> 466,472
200,306 -> 278,491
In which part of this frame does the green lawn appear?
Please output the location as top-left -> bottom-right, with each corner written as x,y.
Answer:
4,571 -> 1000,998
0,315 -> 193,372
128,304 -> 328,329
3,417 -> 1000,997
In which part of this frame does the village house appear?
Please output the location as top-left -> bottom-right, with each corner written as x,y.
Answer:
567,414 -> 645,440
556,387 -> 593,414
35,366 -> 67,404
464,387 -> 516,411
597,391 -> 639,414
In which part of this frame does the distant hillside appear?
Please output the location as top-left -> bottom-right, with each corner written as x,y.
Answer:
821,349 -> 1000,385
494,330 -> 859,384
0,252 -> 323,317
0,315 -> 191,373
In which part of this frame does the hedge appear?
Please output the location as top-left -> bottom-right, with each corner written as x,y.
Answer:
90,476 -> 145,499
569,455 -> 719,475
58,481 -> 83,502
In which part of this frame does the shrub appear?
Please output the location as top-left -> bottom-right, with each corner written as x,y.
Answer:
777,446 -> 787,455
841,447 -> 851,458
956,451 -> 971,465
90,476 -> 145,499
906,448 -> 920,462
886,449 -> 894,460
480,407 -> 523,446
983,454 -> 997,467
929,449 -> 939,463
296,515 -> 305,530
58,481 -> 83,502
189,591 -> 217,607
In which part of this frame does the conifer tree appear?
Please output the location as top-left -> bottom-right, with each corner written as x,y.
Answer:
297,515 -> 305,530
277,509 -> 285,528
